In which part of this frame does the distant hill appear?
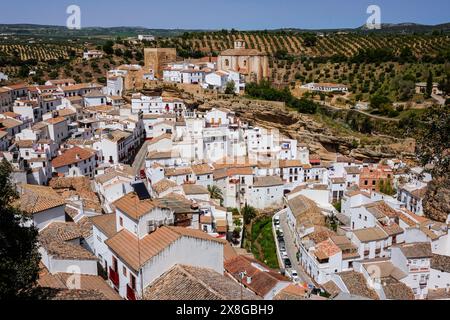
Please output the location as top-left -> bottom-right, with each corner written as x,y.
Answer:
275,23 -> 450,35
0,24 -> 205,38
0,22 -> 449,39
357,22 -> 450,34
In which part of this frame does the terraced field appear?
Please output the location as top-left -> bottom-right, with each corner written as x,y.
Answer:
0,43 -> 79,61
157,32 -> 450,57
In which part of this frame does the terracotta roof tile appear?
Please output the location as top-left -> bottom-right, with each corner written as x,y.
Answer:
113,193 -> 162,220
152,179 -> 177,194
39,222 -> 97,261
338,271 -> 379,300
394,242 -> 432,259
253,176 -> 284,188
90,214 -> 117,238
224,255 -> 289,297
18,184 -> 65,214
144,264 -> 259,300
45,117 -> 67,125
55,273 -> 121,300
52,147 -> 95,168
353,227 -> 388,243
105,226 -> 224,271
192,164 -> 213,175
182,184 -> 209,195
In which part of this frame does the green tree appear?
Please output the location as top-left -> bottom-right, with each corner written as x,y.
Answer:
326,213 -> 339,232
0,159 -> 41,300
370,94 -> 391,110
379,179 -> 385,193
207,185 -> 223,202
303,34 -> 317,47
438,73 -> 450,97
18,65 -> 30,78
114,48 -> 123,57
360,117 -> 373,134
102,41 -> 114,55
333,201 -> 342,213
242,204 -> 257,225
224,81 -> 236,95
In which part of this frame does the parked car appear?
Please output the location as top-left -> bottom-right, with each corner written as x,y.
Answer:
274,217 -> 280,226
284,258 -> 292,269
290,270 -> 300,283
282,251 -> 289,259
279,242 -> 286,251
277,230 -> 284,240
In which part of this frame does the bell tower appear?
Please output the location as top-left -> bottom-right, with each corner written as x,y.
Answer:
234,39 -> 246,49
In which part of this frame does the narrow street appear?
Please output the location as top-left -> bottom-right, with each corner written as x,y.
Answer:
132,140 -> 150,176
274,210 -> 315,287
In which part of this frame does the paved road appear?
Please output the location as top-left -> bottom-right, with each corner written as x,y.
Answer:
132,140 -> 150,176
273,210 -> 315,287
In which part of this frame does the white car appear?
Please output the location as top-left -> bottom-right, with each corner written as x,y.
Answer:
290,270 -> 300,283
281,251 -> 289,259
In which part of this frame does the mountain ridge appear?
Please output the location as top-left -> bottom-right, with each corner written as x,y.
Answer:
0,22 -> 449,37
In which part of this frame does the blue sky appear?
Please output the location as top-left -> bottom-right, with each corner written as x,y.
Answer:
2,0 -> 449,30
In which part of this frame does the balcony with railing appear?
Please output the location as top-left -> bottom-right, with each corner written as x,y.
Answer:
109,267 -> 119,287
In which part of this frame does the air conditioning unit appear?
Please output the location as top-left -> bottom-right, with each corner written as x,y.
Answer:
167,218 -> 174,225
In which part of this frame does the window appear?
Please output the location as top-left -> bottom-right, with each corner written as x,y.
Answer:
112,256 -> 118,272
130,274 -> 136,290
225,59 -> 230,67
123,266 -> 127,277
119,217 -> 123,227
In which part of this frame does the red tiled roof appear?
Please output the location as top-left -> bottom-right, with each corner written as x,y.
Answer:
224,255 -> 289,297
52,147 -> 95,168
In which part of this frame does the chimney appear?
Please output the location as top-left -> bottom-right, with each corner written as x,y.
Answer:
76,153 -> 80,160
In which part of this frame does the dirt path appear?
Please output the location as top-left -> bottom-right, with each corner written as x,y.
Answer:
320,102 -> 400,122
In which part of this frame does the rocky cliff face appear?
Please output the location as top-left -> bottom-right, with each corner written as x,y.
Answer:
198,99 -> 416,162
423,177 -> 450,223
